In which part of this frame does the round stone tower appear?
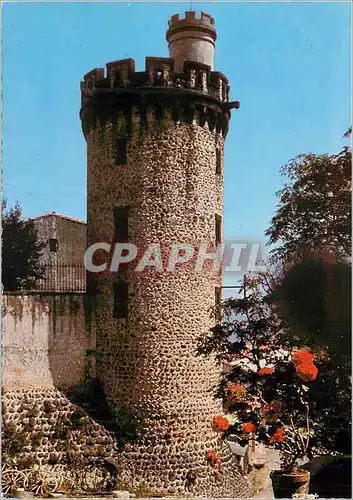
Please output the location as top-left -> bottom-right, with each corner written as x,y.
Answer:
80,11 -> 249,498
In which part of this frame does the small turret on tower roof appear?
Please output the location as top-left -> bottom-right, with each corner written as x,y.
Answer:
167,11 -> 216,31
166,11 -> 217,73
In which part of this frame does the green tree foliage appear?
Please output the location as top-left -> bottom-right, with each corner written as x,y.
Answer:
271,258 -> 351,370
266,133 -> 352,454
265,140 -> 351,265
2,200 -> 44,291
309,357 -> 351,455
198,273 -> 287,368
270,257 -> 352,455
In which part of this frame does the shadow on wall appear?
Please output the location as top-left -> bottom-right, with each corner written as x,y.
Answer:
66,378 -> 147,452
47,293 -> 96,389
2,292 -> 96,391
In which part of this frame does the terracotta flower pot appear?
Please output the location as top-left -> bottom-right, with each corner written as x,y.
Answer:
270,469 -> 310,498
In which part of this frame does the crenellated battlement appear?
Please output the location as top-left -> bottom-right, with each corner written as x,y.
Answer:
168,10 -> 215,28
80,57 -> 239,139
81,56 -> 230,104
168,11 -> 215,30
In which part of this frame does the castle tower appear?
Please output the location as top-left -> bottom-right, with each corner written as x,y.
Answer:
80,11 -> 249,497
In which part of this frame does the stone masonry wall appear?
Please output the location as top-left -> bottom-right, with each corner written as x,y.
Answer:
2,387 -> 118,495
86,110 -> 250,497
2,293 -> 95,391
55,217 -> 87,265
87,113 -> 223,404
32,215 -> 86,266
1,294 -> 117,495
32,214 -> 57,265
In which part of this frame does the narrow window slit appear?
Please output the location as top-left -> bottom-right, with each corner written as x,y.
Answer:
113,279 -> 129,319
216,149 -> 222,175
115,138 -> 128,165
215,214 -> 222,244
113,206 -> 129,242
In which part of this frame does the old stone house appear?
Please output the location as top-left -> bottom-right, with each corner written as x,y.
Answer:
29,212 -> 87,291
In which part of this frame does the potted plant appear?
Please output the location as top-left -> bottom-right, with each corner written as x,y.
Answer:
267,349 -> 317,497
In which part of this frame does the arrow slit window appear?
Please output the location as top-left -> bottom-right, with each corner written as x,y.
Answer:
113,206 -> 129,242
115,138 -> 127,165
113,279 -> 129,319
215,214 -> 222,244
216,148 -> 222,174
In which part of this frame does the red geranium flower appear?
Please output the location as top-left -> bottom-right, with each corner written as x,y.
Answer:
268,427 -> 285,444
242,422 -> 256,433
295,362 -> 318,382
292,349 -> 314,366
213,416 -> 230,431
228,383 -> 246,402
258,367 -> 274,375
207,450 -> 222,469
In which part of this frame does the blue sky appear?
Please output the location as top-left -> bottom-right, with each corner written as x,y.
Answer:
3,1 -> 351,265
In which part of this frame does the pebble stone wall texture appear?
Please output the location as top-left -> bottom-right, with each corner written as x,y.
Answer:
2,388 -> 118,491
80,11 -> 250,497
